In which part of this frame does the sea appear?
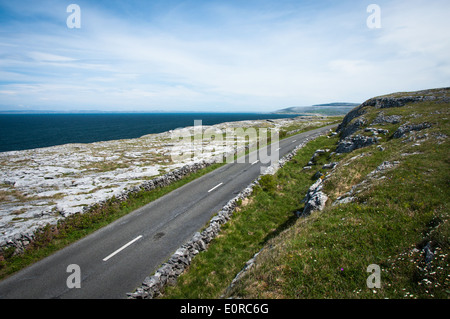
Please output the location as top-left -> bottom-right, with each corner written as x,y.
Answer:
0,113 -> 301,153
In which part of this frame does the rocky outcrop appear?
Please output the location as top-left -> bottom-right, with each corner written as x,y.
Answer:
223,88 -> 449,299
322,162 -> 338,169
336,106 -> 367,135
298,178 -> 328,217
334,93 -> 440,154
306,149 -> 329,166
371,112 -> 402,125
392,122 -> 432,139
364,127 -> 389,135
340,117 -> 367,139
335,135 -> 380,153
361,96 -> 436,109
337,89 -> 447,137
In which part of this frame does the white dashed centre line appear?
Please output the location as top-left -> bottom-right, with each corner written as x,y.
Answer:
103,235 -> 143,262
208,182 -> 223,193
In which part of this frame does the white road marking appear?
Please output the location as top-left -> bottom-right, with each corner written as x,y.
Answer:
251,160 -> 259,165
292,140 -> 297,143
103,235 -> 143,262
208,182 -> 223,193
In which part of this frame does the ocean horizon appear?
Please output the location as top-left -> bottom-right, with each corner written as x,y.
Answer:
0,112 -> 301,153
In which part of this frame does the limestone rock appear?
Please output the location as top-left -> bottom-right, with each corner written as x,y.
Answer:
336,135 -> 379,153
322,162 -> 338,169
340,117 -> 367,139
393,122 -> 432,139
300,178 -> 328,217
371,112 -> 402,125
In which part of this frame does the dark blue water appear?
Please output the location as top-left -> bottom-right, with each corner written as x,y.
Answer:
0,113 -> 300,152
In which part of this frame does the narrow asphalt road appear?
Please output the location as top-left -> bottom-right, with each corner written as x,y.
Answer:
0,124 -> 335,299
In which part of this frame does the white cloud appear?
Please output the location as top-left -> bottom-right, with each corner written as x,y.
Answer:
28,52 -> 78,63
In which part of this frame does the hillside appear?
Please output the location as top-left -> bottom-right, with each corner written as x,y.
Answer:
159,88 -> 449,299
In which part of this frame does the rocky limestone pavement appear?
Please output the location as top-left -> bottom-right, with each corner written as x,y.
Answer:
0,158 -> 218,254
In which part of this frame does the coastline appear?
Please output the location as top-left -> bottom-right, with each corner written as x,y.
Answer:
0,112 -> 303,153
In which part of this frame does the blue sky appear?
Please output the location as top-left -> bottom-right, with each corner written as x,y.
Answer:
0,0 -> 449,112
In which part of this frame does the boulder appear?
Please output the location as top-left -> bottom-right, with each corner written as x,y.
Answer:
364,127 -> 389,135
340,117 -> 367,139
302,191 -> 328,216
371,112 -> 402,125
392,122 -> 432,139
322,162 -> 338,169
299,178 -> 328,217
336,135 -> 379,153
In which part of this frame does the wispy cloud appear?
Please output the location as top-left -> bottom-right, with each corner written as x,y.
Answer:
0,0 -> 449,112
